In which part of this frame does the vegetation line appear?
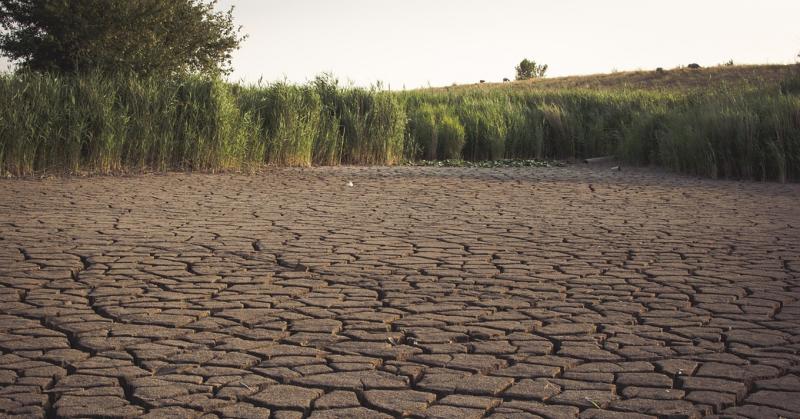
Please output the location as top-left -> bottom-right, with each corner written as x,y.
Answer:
1,68 -> 799,181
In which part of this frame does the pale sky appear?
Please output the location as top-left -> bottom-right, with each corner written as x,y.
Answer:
217,0 -> 799,88
2,1 -> 799,88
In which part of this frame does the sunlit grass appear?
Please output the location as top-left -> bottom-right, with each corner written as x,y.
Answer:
1,67 -> 799,181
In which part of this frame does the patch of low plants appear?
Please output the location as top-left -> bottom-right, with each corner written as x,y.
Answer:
410,159 -> 563,168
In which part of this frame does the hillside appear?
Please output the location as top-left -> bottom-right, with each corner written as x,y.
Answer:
438,64 -> 798,92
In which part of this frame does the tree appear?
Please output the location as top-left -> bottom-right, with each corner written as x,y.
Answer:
515,58 -> 548,80
0,0 -> 245,76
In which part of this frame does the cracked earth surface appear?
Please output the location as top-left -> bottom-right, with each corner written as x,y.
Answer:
1,166 -> 799,419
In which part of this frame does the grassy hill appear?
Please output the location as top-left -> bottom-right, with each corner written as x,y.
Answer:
439,64 -> 798,92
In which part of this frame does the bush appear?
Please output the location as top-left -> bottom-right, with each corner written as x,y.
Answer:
515,59 -> 548,81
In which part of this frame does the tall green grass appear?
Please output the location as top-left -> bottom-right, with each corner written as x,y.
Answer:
0,72 -> 408,174
401,85 -> 800,181
639,93 -> 800,181
0,74 -> 261,174
1,71 -> 799,181
238,82 -> 321,166
408,102 -> 465,160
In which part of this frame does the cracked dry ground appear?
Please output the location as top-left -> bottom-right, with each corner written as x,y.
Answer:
0,166 -> 799,419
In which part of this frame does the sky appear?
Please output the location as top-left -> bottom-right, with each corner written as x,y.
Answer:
215,0 -> 799,89
2,1 -> 799,88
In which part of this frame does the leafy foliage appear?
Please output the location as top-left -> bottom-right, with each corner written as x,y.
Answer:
515,58 -> 548,80
0,0 -> 244,75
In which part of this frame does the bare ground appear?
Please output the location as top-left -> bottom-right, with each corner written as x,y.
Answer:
1,165 -> 799,418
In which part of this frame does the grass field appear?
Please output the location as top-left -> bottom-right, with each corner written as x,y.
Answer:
1,65 -> 799,180
442,64 -> 797,92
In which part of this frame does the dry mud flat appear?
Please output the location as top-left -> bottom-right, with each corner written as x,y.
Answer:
0,165 -> 799,419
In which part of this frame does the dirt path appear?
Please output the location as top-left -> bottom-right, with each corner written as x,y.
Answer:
1,166 -> 799,418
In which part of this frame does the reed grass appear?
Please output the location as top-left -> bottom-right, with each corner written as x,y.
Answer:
1,70 -> 798,181
408,102 -> 466,160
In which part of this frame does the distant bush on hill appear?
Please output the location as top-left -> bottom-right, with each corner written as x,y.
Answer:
515,59 -> 548,80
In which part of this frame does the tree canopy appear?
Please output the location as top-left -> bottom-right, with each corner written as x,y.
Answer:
515,58 -> 548,80
0,0 -> 245,76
